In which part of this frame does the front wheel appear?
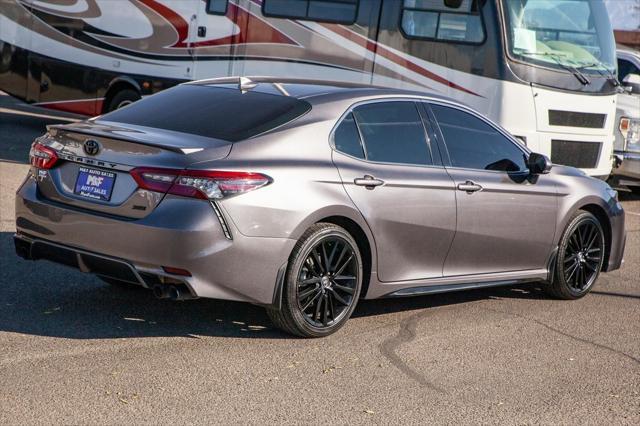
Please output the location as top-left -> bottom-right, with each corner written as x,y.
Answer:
267,223 -> 363,337
547,210 -> 605,299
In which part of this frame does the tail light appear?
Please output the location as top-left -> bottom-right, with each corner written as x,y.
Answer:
130,167 -> 270,200
29,143 -> 58,169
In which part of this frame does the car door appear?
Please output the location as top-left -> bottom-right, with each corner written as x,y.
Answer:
425,102 -> 558,276
331,100 -> 457,282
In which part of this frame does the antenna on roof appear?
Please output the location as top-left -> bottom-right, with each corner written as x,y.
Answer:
238,77 -> 258,93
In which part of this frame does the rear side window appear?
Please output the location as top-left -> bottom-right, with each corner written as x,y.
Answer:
430,104 -> 527,172
99,85 -> 311,142
333,113 -> 365,159
351,102 -> 433,166
401,0 -> 485,44
262,0 -> 359,24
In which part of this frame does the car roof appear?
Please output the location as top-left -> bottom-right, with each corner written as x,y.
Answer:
187,76 -> 456,106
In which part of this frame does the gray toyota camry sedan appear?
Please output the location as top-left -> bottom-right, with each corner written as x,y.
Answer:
14,78 -> 626,337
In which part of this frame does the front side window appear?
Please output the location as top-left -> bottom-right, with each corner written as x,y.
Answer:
502,0 -> 616,74
618,58 -> 640,83
262,0 -> 359,24
401,0 -> 486,44
430,104 -> 527,172
348,102 -> 433,166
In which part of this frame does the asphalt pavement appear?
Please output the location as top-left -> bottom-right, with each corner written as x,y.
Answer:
0,91 -> 639,424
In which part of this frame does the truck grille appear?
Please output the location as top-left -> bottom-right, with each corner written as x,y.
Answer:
551,140 -> 601,169
548,110 -> 606,128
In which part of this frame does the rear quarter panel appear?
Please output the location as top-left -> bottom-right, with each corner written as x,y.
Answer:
195,112 -> 373,243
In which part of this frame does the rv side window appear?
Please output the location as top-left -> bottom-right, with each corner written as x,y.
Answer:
262,0 -> 359,24
401,0 -> 485,44
206,0 -> 228,15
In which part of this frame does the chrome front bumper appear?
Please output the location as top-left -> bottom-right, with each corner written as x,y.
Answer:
612,151 -> 640,186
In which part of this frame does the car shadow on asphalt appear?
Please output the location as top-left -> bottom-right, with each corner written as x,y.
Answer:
0,232 -> 553,341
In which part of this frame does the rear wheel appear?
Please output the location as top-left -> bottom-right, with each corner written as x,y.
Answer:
547,210 -> 605,299
267,223 -> 363,337
105,88 -> 140,112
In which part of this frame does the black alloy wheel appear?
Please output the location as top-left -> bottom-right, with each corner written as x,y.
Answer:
267,223 -> 363,337
296,235 -> 358,328
548,210 -> 605,299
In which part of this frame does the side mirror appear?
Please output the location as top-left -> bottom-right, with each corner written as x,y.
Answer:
528,152 -> 552,174
622,74 -> 640,95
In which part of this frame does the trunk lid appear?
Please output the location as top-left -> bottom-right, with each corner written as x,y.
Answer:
37,121 -> 232,219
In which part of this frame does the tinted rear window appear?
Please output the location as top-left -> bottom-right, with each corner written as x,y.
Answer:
99,85 -> 311,142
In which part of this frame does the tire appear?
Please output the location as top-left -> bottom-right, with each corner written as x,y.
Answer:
105,88 -> 140,112
546,210 -> 605,300
267,223 -> 363,338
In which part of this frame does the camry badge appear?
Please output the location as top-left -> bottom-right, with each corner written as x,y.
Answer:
83,139 -> 100,156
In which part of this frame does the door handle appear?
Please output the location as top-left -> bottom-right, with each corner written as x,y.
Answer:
457,180 -> 483,193
354,175 -> 384,188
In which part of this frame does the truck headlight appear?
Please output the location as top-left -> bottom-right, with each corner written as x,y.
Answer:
620,117 -> 640,153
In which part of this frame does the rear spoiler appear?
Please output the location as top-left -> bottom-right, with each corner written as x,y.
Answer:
46,123 -> 215,155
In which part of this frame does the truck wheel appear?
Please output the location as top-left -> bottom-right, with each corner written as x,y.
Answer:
106,89 -> 140,112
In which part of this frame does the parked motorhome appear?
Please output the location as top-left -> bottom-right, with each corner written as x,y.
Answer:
0,0 -> 620,177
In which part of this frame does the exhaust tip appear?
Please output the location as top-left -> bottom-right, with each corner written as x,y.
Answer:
168,285 -> 197,301
168,285 -> 180,301
153,284 -> 170,299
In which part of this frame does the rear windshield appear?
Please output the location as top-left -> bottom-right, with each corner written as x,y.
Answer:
98,84 -> 311,142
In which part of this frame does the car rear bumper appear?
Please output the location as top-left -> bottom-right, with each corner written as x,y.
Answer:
14,177 -> 295,305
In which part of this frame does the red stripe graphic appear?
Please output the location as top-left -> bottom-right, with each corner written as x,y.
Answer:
36,99 -> 104,116
187,3 -> 296,47
248,0 -> 480,96
140,0 -> 296,48
323,24 -> 481,97
138,0 -> 190,46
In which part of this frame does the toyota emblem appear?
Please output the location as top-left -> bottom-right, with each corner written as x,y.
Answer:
83,139 -> 100,156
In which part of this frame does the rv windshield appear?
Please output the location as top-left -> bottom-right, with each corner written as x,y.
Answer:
502,0 -> 616,74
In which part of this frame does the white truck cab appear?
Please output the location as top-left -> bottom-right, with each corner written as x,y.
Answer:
611,45 -> 640,193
